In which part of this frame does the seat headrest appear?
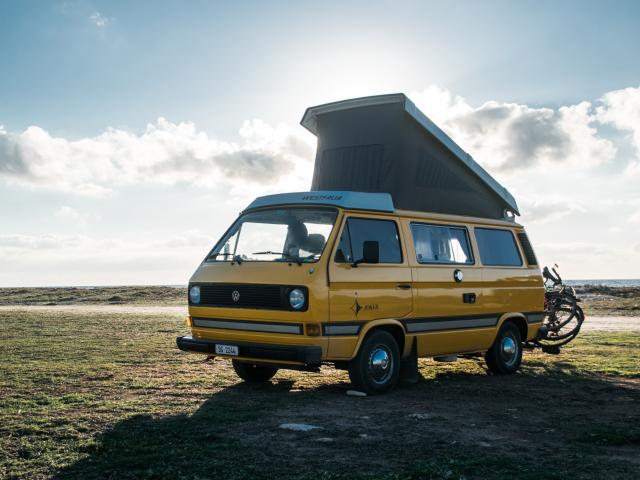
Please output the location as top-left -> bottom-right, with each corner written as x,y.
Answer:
304,233 -> 326,254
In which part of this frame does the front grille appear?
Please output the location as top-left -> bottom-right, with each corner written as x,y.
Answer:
191,283 -> 307,311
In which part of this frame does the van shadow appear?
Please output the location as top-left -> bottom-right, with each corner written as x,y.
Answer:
53,366 -> 640,480
53,380 -> 302,480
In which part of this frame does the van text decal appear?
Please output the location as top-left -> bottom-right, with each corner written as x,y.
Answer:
301,195 -> 343,201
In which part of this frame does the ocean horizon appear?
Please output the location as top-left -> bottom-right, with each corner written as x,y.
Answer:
3,280 -> 640,289
566,279 -> 640,287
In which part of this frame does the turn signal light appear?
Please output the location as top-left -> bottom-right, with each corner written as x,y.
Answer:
305,323 -> 321,336
185,316 -> 193,327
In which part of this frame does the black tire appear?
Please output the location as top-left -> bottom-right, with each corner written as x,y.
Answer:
232,360 -> 278,383
485,322 -> 523,375
348,330 -> 401,394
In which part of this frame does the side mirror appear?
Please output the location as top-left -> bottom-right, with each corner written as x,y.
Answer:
353,240 -> 379,266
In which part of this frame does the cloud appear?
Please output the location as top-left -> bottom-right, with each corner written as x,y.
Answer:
89,12 -> 109,28
54,206 -> 100,225
55,206 -> 81,221
409,85 -> 472,125
0,230 -> 212,254
536,241 -> 609,257
597,86 -> 640,154
0,234 -> 86,250
0,231 -> 215,286
0,84 -> 636,202
518,197 -> 586,225
410,86 -> 617,173
0,118 -> 315,196
597,85 -> 640,176
155,230 -> 214,249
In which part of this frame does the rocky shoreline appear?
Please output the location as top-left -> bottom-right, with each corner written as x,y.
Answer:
574,284 -> 640,298
572,285 -> 640,317
0,285 -> 638,317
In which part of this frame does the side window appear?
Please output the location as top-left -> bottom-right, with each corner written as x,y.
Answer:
475,228 -> 522,266
334,225 -> 353,263
517,232 -> 538,266
335,218 -> 402,264
411,223 -> 473,264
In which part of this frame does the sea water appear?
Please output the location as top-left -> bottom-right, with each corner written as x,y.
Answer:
566,279 -> 640,287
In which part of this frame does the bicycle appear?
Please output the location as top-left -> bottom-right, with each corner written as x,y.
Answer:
532,265 -> 585,352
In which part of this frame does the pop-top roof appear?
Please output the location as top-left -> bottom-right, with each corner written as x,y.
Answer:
244,191 -> 394,213
301,93 -> 519,218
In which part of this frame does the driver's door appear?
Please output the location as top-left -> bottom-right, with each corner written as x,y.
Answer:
326,215 -> 413,358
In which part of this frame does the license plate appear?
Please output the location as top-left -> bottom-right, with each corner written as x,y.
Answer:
215,344 -> 239,356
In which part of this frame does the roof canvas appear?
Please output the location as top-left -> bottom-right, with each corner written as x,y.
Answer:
300,93 -> 519,219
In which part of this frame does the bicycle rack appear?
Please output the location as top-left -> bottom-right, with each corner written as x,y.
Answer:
525,265 -> 586,352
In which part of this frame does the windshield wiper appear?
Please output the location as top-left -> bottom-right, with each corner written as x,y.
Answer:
251,251 -> 303,266
208,252 -> 231,260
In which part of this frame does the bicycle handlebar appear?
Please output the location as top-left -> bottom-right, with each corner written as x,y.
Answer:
552,265 -> 562,284
543,266 -> 561,286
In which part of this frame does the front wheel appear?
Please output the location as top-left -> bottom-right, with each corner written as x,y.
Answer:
485,322 -> 523,375
232,360 -> 278,383
348,330 -> 400,394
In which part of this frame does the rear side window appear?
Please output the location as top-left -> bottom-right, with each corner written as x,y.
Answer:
411,223 -> 473,264
475,228 -> 522,266
517,232 -> 538,266
335,218 -> 402,264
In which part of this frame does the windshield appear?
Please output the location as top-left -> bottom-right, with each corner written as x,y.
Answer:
207,207 -> 338,263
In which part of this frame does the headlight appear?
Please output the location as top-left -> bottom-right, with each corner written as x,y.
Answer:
189,286 -> 201,304
289,288 -> 305,310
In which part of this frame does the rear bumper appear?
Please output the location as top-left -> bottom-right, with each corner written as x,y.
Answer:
535,325 -> 549,341
176,336 -> 322,366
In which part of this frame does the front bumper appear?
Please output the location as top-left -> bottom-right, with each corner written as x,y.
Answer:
176,336 -> 322,366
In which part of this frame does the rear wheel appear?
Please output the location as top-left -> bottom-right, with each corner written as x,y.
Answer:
348,330 -> 400,394
232,360 -> 278,383
485,322 -> 523,375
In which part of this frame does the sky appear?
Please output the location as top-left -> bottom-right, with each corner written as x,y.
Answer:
1,0 -> 640,286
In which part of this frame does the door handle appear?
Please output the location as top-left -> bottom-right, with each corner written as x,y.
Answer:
397,284 -> 412,290
463,293 -> 477,304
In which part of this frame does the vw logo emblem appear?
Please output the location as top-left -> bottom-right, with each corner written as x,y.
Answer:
231,290 -> 240,302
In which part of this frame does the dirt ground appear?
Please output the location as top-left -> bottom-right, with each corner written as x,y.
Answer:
1,289 -> 639,479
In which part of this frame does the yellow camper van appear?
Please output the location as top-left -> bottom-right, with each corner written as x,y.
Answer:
177,191 -> 544,394
177,94 -> 545,393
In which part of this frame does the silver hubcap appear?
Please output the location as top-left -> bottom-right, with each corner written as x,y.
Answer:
501,335 -> 518,367
368,345 -> 393,384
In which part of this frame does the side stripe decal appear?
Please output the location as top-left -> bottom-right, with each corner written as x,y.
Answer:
524,312 -> 545,324
193,311 -> 545,337
322,322 -> 365,336
402,314 -> 500,333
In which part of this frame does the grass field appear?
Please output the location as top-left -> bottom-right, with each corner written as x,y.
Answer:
1,299 -> 639,479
